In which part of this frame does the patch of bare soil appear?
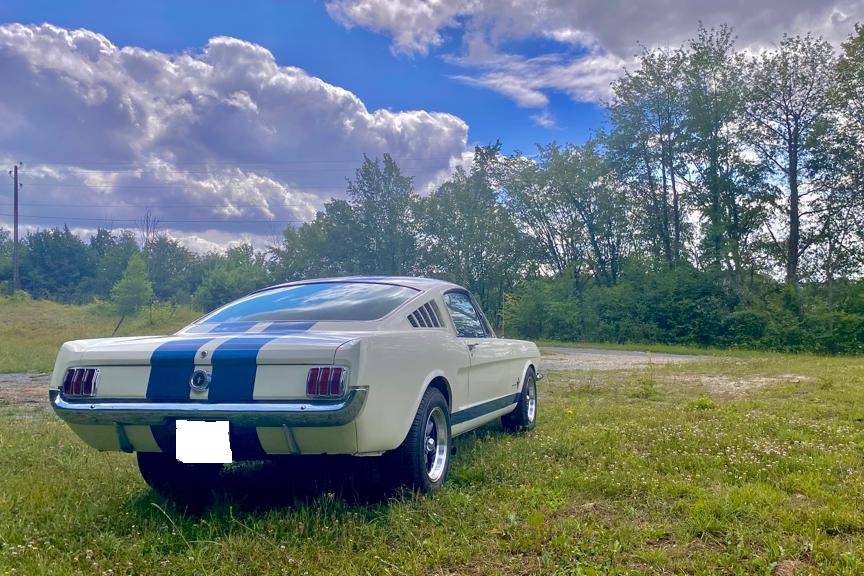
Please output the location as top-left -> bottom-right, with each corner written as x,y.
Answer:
541,347 -> 709,372
669,373 -> 814,396
772,559 -> 809,576
0,373 -> 51,408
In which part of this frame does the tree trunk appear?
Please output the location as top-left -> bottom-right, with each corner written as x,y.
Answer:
786,141 -> 800,285
659,143 -> 673,268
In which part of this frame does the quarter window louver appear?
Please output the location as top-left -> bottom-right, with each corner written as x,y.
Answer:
408,301 -> 443,328
424,302 -> 440,327
429,300 -> 443,326
414,310 -> 427,327
418,305 -> 433,327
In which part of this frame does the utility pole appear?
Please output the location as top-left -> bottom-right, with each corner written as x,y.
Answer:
10,163 -> 20,292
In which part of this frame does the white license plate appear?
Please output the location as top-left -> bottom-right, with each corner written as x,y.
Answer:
175,420 -> 233,464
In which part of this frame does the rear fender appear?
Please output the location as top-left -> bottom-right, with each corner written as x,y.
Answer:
393,369 -> 451,447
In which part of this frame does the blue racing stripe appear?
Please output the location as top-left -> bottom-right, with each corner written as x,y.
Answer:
146,338 -> 213,401
261,321 -> 316,334
206,336 -> 276,402
208,321 -> 259,333
451,393 -> 520,425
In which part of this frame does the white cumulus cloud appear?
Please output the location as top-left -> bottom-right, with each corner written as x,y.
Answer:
326,0 -> 864,115
0,23 -> 469,248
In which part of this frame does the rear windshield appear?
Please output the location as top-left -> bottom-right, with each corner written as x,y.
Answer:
197,282 -> 419,323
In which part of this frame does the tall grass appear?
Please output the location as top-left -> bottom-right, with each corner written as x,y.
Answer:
0,295 -> 200,373
1,353 -> 863,573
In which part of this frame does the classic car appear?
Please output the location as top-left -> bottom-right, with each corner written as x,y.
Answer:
49,277 -> 541,498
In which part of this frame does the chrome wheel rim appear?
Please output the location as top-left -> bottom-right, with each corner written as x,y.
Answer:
527,379 -> 537,422
424,406 -> 448,482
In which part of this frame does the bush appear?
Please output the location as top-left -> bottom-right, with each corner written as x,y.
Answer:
111,254 -> 154,317
503,264 -> 864,354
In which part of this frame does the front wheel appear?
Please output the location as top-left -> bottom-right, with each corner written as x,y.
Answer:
502,369 -> 537,432
385,387 -> 451,493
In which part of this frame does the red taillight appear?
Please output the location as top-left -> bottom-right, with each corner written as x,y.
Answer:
62,368 -> 99,397
71,369 -> 84,395
81,369 -> 95,396
306,366 -> 347,397
62,370 -> 74,395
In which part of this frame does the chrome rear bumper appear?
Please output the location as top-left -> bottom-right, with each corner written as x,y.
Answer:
48,387 -> 368,428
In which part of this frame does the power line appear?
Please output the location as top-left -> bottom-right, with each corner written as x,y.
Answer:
8,201 -> 315,209
31,156 -> 463,168
0,212 -> 306,224
10,183 -> 348,189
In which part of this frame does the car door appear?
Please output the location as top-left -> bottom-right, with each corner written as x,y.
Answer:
442,291 -> 513,407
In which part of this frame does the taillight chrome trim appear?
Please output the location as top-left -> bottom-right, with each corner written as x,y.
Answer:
306,366 -> 349,398
61,368 -> 100,398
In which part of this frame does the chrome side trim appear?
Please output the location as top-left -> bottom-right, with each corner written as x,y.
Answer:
49,387 -> 368,428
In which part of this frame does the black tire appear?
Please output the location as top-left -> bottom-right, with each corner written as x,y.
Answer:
384,387 -> 451,493
502,369 -> 537,432
137,452 -> 222,506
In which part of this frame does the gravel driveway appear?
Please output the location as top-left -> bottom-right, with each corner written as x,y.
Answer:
0,373 -> 51,408
540,346 -> 709,372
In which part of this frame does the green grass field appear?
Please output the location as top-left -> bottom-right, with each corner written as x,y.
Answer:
1,348 -> 863,575
0,296 -> 200,373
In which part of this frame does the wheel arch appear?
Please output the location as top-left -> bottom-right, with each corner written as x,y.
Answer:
426,374 -> 452,411
520,359 -> 538,387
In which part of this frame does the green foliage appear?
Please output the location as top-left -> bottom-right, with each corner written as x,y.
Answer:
87,229 -> 139,299
145,235 -> 202,303
417,144 -> 528,324
20,226 -> 93,303
503,260 -> 864,354
0,226 -> 10,294
194,244 -> 270,313
111,253 -> 154,316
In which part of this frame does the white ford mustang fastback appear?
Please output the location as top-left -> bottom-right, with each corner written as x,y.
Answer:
50,277 -> 541,497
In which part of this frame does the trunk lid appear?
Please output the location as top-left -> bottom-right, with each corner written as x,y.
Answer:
77,331 -> 355,366
71,330 -> 358,401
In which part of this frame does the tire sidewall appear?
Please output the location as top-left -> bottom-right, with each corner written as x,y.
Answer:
522,372 -> 537,431
414,389 -> 451,491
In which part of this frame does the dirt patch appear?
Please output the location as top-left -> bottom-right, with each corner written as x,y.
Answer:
669,373 -> 814,396
0,373 -> 51,408
541,347 -> 709,372
772,559 -> 808,576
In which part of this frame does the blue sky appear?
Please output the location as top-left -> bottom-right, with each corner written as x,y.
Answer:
0,0 -> 858,250
1,0 -> 604,154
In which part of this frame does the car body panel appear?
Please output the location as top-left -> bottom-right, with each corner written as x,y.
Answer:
50,277 -> 540,458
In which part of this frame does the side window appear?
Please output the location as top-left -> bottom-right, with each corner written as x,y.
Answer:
444,292 -> 487,338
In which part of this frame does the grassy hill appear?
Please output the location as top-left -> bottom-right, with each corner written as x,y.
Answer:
0,295 -> 200,373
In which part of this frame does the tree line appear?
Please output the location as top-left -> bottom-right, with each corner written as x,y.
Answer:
1,23 -> 862,352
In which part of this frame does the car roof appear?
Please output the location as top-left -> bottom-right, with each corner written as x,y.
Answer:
257,276 -> 464,293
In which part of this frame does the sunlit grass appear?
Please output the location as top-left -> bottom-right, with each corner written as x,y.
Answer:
1,353 -> 863,574
0,296 -> 200,373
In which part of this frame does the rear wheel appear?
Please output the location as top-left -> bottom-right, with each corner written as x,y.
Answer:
137,452 -> 222,506
502,369 -> 537,432
385,387 -> 451,493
